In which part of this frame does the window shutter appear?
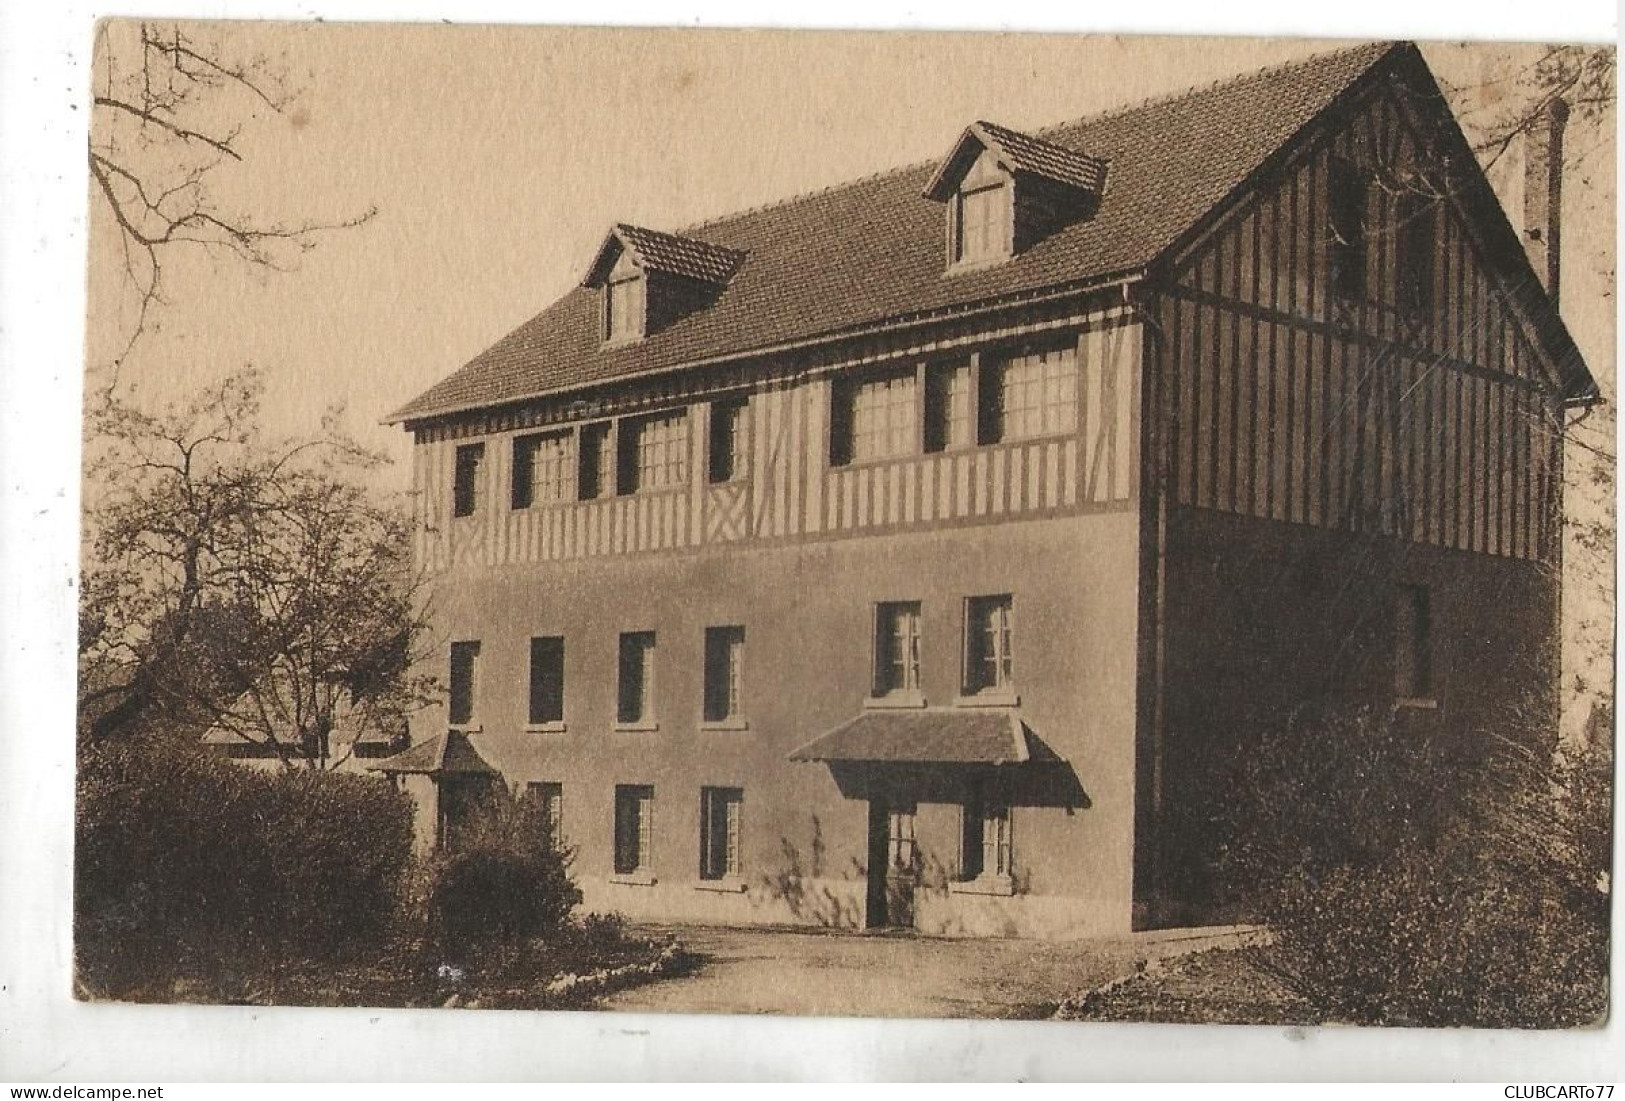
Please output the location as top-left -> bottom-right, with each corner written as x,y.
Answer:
725,794 -> 741,876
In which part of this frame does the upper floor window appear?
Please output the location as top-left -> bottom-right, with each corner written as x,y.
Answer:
617,631 -> 657,726
577,422 -> 613,501
605,274 -> 644,343
512,430 -> 572,509
963,594 -> 1014,697
831,368 -> 918,467
1329,160 -> 1369,301
703,626 -> 746,724
873,601 -> 922,698
955,182 -> 1009,265
979,346 -> 1078,444
1396,192 -> 1437,316
708,397 -> 748,483
528,636 -> 565,727
617,410 -> 689,495
1395,585 -> 1433,701
447,640 -> 481,726
924,360 -> 973,453
452,442 -> 484,518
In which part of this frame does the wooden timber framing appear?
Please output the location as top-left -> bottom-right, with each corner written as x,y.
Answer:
1146,76 -> 1567,564
410,300 -> 1142,572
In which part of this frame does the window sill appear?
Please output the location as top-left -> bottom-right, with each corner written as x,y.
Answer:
692,876 -> 748,894
613,720 -> 661,733
954,692 -> 1020,708
1395,697 -> 1440,712
865,692 -> 927,710
950,875 -> 1015,897
699,717 -> 750,731
524,721 -> 566,734
447,723 -> 483,733
609,871 -> 658,887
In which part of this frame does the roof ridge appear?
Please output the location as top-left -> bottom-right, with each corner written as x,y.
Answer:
1030,38 -> 1397,139
676,39 -> 1398,239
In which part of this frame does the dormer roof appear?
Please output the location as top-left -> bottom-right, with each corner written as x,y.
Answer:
922,119 -> 1109,201
583,223 -> 747,288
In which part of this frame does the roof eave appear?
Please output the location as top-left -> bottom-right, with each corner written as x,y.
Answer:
384,269 -> 1147,427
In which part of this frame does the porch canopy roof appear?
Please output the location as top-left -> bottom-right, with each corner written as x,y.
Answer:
788,707 -> 1056,766
367,730 -> 499,776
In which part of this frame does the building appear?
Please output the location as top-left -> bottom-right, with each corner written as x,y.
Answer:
199,686 -> 407,773
377,41 -> 1599,937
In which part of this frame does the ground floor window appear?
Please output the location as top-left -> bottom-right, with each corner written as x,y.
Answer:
613,784 -> 654,874
528,781 -> 563,844
960,799 -> 1012,880
699,787 -> 743,879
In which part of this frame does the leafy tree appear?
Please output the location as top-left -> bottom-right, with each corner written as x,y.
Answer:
79,370 -> 434,765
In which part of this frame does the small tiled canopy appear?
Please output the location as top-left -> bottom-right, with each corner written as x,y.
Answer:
788,708 -> 1059,766
367,730 -> 499,776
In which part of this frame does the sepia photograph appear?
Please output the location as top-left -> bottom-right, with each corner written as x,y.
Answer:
71,19 -> 1614,1034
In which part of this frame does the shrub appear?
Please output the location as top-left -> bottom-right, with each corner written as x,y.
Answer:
425,796 -> 581,955
1221,699 -> 1610,1027
260,769 -> 416,958
75,737 -> 415,998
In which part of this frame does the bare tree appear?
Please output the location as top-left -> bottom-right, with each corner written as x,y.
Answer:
1458,46 -> 1616,173
89,22 -> 375,391
79,371 -> 435,762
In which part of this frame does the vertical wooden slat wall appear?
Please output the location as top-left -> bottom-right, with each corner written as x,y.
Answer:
1156,85 -> 1564,563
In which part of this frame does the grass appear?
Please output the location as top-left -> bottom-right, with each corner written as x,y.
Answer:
1055,945 -> 1315,1026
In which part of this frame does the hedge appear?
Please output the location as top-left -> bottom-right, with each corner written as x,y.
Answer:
76,738 -> 415,998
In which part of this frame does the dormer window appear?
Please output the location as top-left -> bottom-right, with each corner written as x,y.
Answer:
956,181 -> 1010,266
605,273 -> 644,343
925,120 -> 1106,272
584,223 -> 745,345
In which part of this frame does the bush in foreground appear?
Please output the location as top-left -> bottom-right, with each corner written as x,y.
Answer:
424,795 -> 582,957
76,738 -> 415,999
1220,701 -> 1609,1027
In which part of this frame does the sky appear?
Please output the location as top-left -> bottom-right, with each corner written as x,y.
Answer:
84,25 -> 1617,483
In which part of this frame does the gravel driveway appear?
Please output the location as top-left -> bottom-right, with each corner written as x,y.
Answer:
596,924 -> 1165,1019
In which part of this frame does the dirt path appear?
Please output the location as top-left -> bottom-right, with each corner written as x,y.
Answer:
596,924 -> 1150,1019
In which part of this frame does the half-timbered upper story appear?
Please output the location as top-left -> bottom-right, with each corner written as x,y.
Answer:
390,41 -> 1598,576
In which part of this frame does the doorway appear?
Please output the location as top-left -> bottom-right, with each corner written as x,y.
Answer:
865,796 -> 916,929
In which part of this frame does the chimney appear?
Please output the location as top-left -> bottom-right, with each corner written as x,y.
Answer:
1523,96 -> 1570,305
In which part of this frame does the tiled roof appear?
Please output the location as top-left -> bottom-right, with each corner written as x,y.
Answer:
592,223 -> 747,286
367,730 -> 500,775
788,707 -> 1039,764
391,42 -> 1402,423
973,119 -> 1110,194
